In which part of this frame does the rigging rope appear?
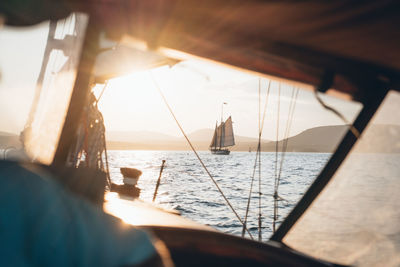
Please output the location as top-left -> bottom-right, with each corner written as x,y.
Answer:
99,111 -> 112,188
273,82 -> 281,233
276,87 -> 299,188
68,87 -> 112,188
150,72 -> 254,240
241,79 -> 271,239
273,86 -> 299,233
314,90 -> 360,138
257,79 -> 262,241
92,81 -> 112,187
242,144 -> 260,238
95,80 -> 109,106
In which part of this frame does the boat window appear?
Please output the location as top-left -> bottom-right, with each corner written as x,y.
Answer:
283,90 -> 400,266
0,13 -> 88,164
89,48 -> 363,238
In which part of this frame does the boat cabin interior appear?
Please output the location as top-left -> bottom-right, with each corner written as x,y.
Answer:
0,1 -> 399,266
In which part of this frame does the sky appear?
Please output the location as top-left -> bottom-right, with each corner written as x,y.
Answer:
0,22 -> 48,134
94,60 -> 362,140
0,19 -> 367,141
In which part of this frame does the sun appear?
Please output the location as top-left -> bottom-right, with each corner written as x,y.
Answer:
92,66 -> 178,134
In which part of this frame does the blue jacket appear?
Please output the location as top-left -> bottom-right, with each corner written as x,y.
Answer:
0,161 -> 157,266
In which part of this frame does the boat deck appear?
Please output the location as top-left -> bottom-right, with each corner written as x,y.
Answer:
104,192 -> 214,231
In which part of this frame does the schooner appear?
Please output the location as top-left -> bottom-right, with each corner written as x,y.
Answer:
209,116 -> 235,155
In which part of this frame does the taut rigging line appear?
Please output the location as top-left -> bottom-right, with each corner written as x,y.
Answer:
241,78 -> 271,240
258,78 -> 262,242
273,85 -> 299,233
273,83 -> 281,233
150,71 -> 254,240
314,90 -> 360,138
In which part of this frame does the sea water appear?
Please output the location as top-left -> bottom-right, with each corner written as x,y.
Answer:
107,151 -> 330,239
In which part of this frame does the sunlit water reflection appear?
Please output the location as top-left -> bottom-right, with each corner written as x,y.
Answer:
108,150 -> 330,239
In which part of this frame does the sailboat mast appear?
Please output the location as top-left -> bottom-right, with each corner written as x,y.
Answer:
221,103 -> 224,124
221,102 -> 227,125
220,102 -> 227,149
214,122 -> 217,150
219,121 -> 223,149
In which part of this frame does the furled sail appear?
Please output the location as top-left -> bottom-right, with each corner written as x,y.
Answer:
210,116 -> 235,148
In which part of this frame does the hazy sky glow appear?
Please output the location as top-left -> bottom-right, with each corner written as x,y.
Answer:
95,59 -> 362,141
0,21 -> 362,141
0,23 -> 48,134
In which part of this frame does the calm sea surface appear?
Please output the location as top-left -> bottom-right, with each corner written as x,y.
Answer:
108,151 -> 330,239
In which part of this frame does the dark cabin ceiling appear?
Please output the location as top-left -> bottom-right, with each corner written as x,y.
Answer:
1,0 -> 399,98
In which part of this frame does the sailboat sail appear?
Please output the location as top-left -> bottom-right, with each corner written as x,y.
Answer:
222,116 -> 235,147
210,116 -> 235,148
210,123 -> 218,148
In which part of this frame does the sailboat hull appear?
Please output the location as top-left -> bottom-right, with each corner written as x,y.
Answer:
211,149 -> 230,155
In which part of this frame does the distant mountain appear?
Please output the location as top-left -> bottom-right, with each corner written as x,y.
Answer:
0,131 -> 17,137
185,128 -> 214,142
0,132 -> 21,149
260,124 -> 400,153
107,128 -> 270,151
186,128 -> 269,143
106,124 -> 400,153
269,125 -> 348,153
107,140 -> 189,151
2,124 -> 397,153
107,131 -> 179,143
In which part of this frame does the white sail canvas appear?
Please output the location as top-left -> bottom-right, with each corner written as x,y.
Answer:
210,116 -> 235,149
210,123 -> 219,148
222,116 -> 235,147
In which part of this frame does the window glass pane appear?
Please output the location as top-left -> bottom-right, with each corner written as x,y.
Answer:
283,90 -> 400,266
0,13 -> 88,164
88,45 -> 362,238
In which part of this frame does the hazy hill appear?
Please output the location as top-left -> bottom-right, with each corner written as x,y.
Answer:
185,128 -> 213,141
107,131 -> 179,143
106,124 -> 400,153
0,132 -> 21,149
107,128 -> 272,151
187,128 -> 267,143
269,125 -> 348,152
107,126 -> 345,152
186,129 -> 271,151
1,124 -> 396,153
252,124 -> 400,153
